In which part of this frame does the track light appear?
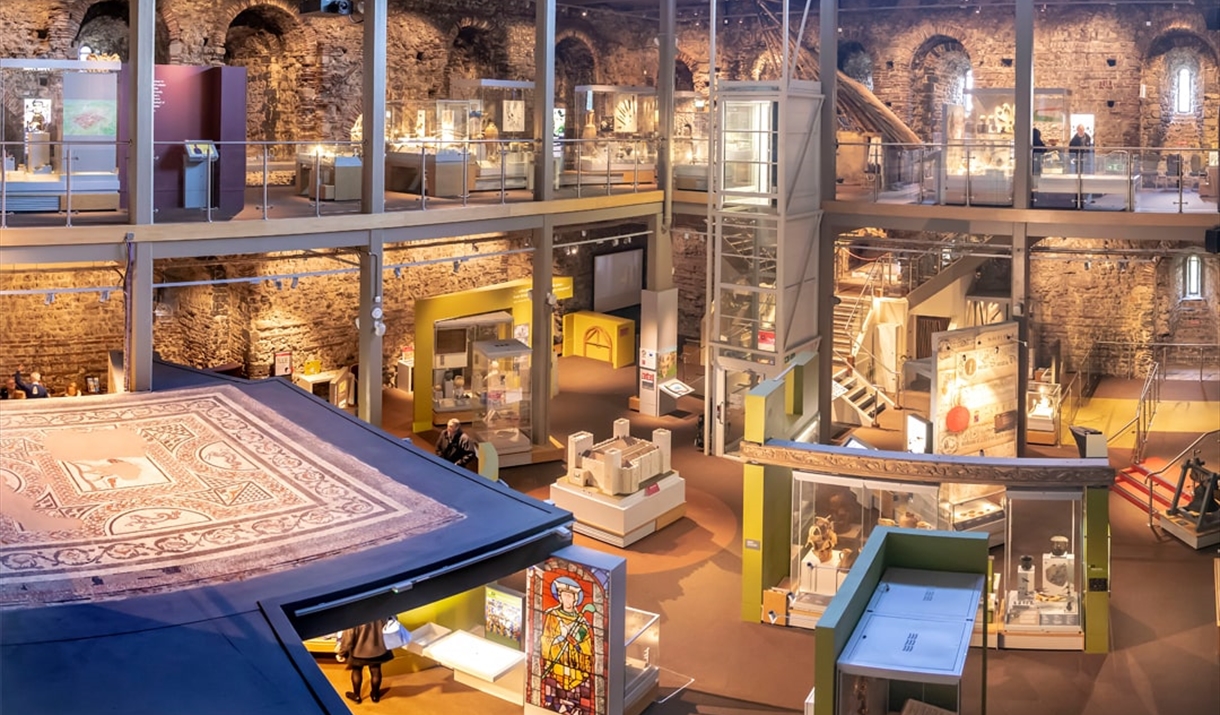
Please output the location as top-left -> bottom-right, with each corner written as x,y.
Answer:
45,293 -> 55,305
290,276 -> 299,289
275,279 -> 283,291
1083,261 -> 1091,270
453,260 -> 460,274
393,266 -> 402,279
99,291 -> 110,303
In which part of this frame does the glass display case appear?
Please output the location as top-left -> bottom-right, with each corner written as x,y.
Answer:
1026,381 -> 1062,446
791,473 -> 941,606
471,338 -> 533,456
1,58 -> 123,212
575,84 -> 657,139
672,90 -> 710,190
1003,489 -> 1083,641
623,606 -> 660,706
450,78 -> 535,190
432,311 -> 514,419
721,98 -> 777,204
938,482 -> 1006,545
1033,88 -> 1071,150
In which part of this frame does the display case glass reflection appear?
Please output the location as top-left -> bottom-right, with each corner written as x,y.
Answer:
791,473 -> 940,606
673,90 -> 710,190
1026,381 -> 1061,445
1003,490 -> 1083,634
432,312 -> 513,418
623,606 -> 660,693
472,339 -> 533,456
938,482 -> 1006,543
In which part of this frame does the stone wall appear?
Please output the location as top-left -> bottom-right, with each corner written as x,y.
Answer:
0,268 -> 125,395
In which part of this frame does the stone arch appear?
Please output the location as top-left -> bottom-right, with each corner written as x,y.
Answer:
675,48 -> 709,93
1139,29 -> 1219,149
212,0 -> 318,52
556,33 -> 598,138
55,0 -> 177,63
838,40 -> 873,90
444,17 -> 511,94
909,34 -> 972,142
223,2 -> 320,152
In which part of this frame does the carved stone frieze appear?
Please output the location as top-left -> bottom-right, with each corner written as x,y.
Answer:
740,441 -> 1114,487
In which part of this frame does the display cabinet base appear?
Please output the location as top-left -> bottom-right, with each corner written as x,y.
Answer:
624,664 -> 660,715
551,472 -> 686,548
969,621 -> 1002,649
955,516 -> 1006,548
497,436 -> 564,468
998,628 -> 1084,650
1026,428 -> 1058,446
1158,511 -> 1220,550
453,662 -> 525,705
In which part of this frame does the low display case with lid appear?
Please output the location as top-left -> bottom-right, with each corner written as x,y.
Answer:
471,339 -> 533,458
623,607 -> 660,712
1001,489 -> 1084,650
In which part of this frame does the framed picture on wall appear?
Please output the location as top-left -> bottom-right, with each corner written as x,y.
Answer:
85,376 -> 101,394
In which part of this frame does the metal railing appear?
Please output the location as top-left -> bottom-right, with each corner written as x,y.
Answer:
1,135 -> 661,228
834,140 -> 1220,214
1142,430 -> 1220,530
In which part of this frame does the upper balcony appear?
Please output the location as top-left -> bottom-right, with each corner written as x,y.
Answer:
834,140 -> 1220,215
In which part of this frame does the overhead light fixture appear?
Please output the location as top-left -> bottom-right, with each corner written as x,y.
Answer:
290,276 -> 299,289
393,266 -> 402,279
275,279 -> 283,291
99,290 -> 110,303
45,293 -> 55,305
453,260 -> 461,274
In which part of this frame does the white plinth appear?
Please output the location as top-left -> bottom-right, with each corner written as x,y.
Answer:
798,548 -> 848,596
549,471 -> 686,547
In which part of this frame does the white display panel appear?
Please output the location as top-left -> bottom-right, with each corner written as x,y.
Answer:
593,248 -> 644,313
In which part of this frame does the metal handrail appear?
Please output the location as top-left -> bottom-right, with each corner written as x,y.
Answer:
1142,429 -> 1220,529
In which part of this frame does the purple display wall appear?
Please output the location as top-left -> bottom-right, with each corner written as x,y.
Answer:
118,65 -> 247,220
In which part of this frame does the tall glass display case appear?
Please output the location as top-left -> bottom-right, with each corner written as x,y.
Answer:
450,78 -> 535,190
432,312 -> 514,420
1002,489 -> 1084,648
575,85 -> 657,139
1026,381 -> 1062,446
790,473 -> 941,606
673,90 -> 710,190
471,339 -> 533,456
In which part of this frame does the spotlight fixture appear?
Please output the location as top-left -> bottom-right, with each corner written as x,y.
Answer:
393,266 -> 402,279
45,293 -> 55,305
99,290 -> 110,303
1083,260 -> 1091,270
275,279 -> 283,291
452,260 -> 461,274
290,276 -> 299,289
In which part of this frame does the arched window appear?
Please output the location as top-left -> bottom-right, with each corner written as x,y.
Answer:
1183,254 -> 1202,300
1174,66 -> 1193,114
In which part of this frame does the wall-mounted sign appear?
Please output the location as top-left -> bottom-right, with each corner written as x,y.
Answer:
274,351 -> 293,377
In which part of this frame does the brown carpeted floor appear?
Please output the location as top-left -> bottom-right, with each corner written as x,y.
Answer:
321,356 -> 1219,714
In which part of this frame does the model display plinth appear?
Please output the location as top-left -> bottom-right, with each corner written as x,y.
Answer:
0,168 -> 121,212
386,148 -> 476,196
550,472 -> 685,548
799,547 -> 850,596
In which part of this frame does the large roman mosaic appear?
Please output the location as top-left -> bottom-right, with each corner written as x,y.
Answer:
0,385 -> 462,609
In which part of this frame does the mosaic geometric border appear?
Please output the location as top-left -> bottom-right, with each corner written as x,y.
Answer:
0,385 -> 463,609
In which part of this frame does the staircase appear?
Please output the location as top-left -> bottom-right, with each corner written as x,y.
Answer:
1111,457 -> 1174,515
831,291 -> 887,425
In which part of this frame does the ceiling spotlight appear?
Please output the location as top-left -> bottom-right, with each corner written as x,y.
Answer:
581,9 -> 587,17
274,279 -> 283,291
393,266 -> 402,279
290,276 -> 299,289
99,290 -> 110,303
453,260 -> 461,274
1083,260 -> 1091,271
45,293 -> 55,305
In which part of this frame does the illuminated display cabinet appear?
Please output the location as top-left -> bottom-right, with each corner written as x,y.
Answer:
471,339 -> 533,458
1002,489 -> 1085,650
432,312 -> 514,421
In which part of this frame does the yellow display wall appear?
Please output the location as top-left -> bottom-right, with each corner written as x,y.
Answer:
562,311 -> 636,369
413,277 -> 573,433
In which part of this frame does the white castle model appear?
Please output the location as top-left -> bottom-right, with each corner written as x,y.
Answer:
566,419 -> 672,496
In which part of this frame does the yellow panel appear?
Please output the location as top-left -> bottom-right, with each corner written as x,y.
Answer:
562,311 -> 636,369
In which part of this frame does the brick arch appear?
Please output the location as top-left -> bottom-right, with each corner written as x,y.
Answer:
675,48 -> 709,91
53,0 -> 183,59
556,29 -> 601,83
910,32 -> 971,71
447,16 -> 493,42
211,0 -> 319,53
